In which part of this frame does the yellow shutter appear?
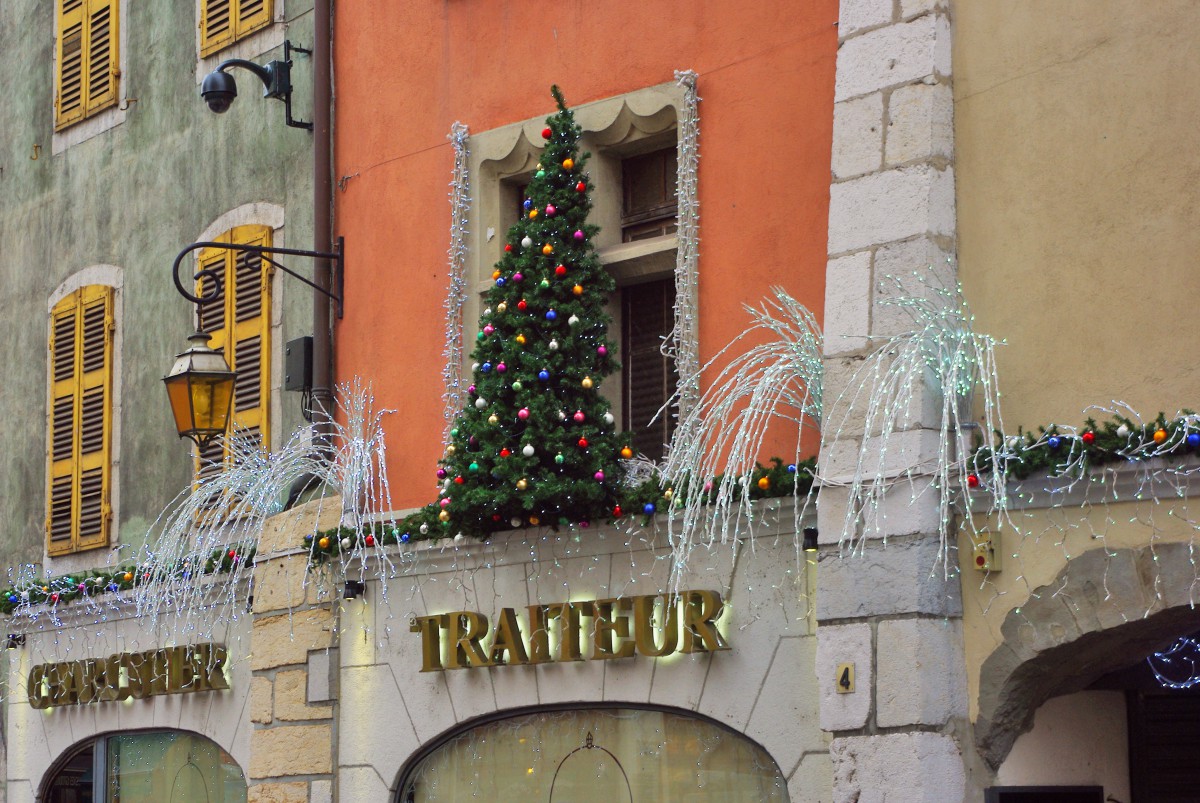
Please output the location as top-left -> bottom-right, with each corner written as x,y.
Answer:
201,0 -> 273,57
194,225 -> 271,480
47,286 -> 114,555
55,0 -> 86,129
84,0 -> 118,116
55,0 -> 118,130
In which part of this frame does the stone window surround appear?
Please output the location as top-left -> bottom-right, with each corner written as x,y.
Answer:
44,266 -> 124,575
464,82 -> 684,432
50,0 -> 131,155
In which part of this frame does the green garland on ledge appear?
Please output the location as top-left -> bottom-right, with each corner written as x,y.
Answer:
969,410 -> 1198,483
0,544 -> 255,615
304,457 -> 817,564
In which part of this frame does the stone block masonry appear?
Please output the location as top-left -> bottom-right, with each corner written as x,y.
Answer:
818,0 -> 970,800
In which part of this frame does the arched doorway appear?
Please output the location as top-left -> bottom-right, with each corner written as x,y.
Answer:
395,705 -> 790,801
43,730 -> 246,803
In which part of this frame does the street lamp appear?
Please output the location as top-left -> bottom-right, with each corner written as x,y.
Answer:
163,331 -> 236,448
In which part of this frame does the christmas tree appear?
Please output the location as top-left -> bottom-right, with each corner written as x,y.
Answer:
437,87 -> 625,535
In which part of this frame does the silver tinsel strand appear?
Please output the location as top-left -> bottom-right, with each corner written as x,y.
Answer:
666,70 -> 702,429
442,122 -> 471,439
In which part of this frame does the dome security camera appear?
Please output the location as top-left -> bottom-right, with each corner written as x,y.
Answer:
200,70 -> 238,114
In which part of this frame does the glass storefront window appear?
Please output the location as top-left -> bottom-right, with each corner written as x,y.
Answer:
45,730 -> 246,803
398,707 -> 790,802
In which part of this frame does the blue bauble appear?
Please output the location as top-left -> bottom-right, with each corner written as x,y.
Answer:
546,309 -> 558,321
643,503 -> 656,515
787,464 -> 797,473
1048,436 -> 1062,449
481,363 -> 492,373
496,277 -> 506,287
538,370 -> 550,381
400,533 -> 411,543
523,198 -> 532,211
1188,433 -> 1200,449
7,595 -> 16,604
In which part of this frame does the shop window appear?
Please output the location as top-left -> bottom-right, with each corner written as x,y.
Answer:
200,0 -> 273,57
194,225 -> 272,479
47,285 -> 114,556
45,730 -> 246,802
984,789 -> 1103,803
55,0 -> 119,130
397,707 -> 789,801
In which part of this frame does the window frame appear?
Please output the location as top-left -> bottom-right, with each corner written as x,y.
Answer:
46,283 -> 116,557
53,0 -> 120,132
198,0 -> 275,59
463,84 -> 686,456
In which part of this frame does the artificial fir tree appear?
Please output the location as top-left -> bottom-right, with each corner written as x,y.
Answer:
437,87 -> 626,535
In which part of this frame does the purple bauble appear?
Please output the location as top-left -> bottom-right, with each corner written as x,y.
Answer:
597,345 -> 607,356
573,230 -> 584,241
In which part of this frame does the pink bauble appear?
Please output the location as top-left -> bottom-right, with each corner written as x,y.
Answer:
546,204 -> 556,216
483,324 -> 494,335
439,498 -> 451,508
513,272 -> 523,282
573,230 -> 584,241
468,385 -> 475,394
573,411 -> 585,423
597,345 -> 607,356
594,471 -> 605,481
496,362 -> 507,373
579,520 -> 590,528
518,407 -> 530,420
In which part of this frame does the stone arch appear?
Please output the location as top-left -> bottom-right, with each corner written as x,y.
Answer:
975,540 -> 1200,769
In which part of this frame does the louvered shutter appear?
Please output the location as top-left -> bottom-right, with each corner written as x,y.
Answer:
194,226 -> 271,480
201,0 -> 273,57
84,0 -> 117,116
55,0 -> 86,128
47,287 -> 113,555
621,279 -> 677,462
200,0 -> 233,57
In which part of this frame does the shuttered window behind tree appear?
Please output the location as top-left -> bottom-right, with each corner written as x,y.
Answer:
195,226 -> 272,482
621,279 -> 677,462
47,286 -> 114,555
200,0 -> 273,57
55,0 -> 118,131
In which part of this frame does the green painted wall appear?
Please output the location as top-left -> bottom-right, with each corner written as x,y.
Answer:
0,2 -> 317,572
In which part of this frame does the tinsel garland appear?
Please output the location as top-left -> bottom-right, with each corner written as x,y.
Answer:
667,69 -> 702,425
442,122 -> 471,438
969,410 -> 1200,483
0,544 -> 254,615
302,457 -> 816,563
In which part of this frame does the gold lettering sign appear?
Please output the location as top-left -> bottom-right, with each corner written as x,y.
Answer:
409,591 -> 730,672
27,644 -> 230,709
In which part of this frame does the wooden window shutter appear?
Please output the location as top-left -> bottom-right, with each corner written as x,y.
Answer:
621,279 -> 677,462
55,0 -> 118,130
84,0 -> 118,116
47,286 -> 114,555
201,0 -> 273,57
194,225 -> 271,479
55,0 -> 86,129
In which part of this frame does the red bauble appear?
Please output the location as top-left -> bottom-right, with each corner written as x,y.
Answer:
1082,431 -> 1095,445
576,182 -> 586,192
613,505 -> 622,517
504,244 -> 513,252
228,549 -> 237,559
365,535 -> 375,547
967,474 -> 980,488
542,127 -> 552,139
500,448 -> 511,457
492,514 -> 502,522
578,437 -> 589,448
517,299 -> 527,311
555,265 -> 567,276
454,476 -> 464,484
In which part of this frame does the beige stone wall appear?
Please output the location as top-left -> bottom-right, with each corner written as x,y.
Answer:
334,501 -> 827,801
955,1 -> 1200,427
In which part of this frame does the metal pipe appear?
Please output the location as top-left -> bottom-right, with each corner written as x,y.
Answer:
311,0 -> 334,453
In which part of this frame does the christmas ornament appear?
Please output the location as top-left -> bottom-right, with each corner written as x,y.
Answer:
573,230 -> 584,241
497,302 -> 507,312
1048,436 -> 1062,450
488,414 -> 499,424
439,510 -> 450,522
546,204 -> 556,216
512,380 -> 523,391
504,244 -> 513,252
563,158 -> 574,169
573,411 -> 585,423
613,505 -> 622,517
546,310 -> 558,320
555,265 -> 567,276
341,537 -> 351,549
542,244 -> 554,255
1117,424 -> 1131,438
578,437 -> 589,448
540,278 -> 550,288
481,362 -> 492,372
491,270 -> 501,280
757,477 -> 770,490
516,334 -> 526,345
513,272 -> 523,282
569,315 -> 580,326
365,535 -> 376,547
475,397 -> 487,409
576,181 -> 586,192
420,523 -> 429,535
529,515 -> 540,526
522,444 -> 535,457
500,448 -> 511,457
400,533 -> 411,543
511,517 -> 522,527
521,236 -> 533,249
518,407 -> 530,419
496,362 -> 507,373
542,127 -> 552,139
620,446 -> 633,459
967,474 -> 980,488
517,299 -> 527,310
549,339 -> 559,351
469,462 -> 479,472
523,199 -> 532,211
573,284 -> 583,296
555,453 -> 565,464
517,478 -> 528,490
604,412 -> 614,425
318,537 -> 330,549
529,209 -> 538,219
594,471 -> 605,481
538,370 -> 550,381
582,377 -> 593,389
597,345 -> 607,356
643,503 -> 656,515
436,468 -> 447,479
1155,428 -> 1168,444
1082,431 -> 1095,445
1189,433 -> 1200,449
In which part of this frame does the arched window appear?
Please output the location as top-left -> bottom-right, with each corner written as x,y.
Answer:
397,706 -> 789,801
44,730 -> 246,803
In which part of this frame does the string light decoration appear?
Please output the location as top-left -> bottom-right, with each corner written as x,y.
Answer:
823,270 -> 1007,573
660,288 -> 822,567
665,69 -> 702,425
443,122 -> 471,439
1147,634 -> 1200,689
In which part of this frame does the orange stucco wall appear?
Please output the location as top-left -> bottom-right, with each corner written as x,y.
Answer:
333,2 -> 837,510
